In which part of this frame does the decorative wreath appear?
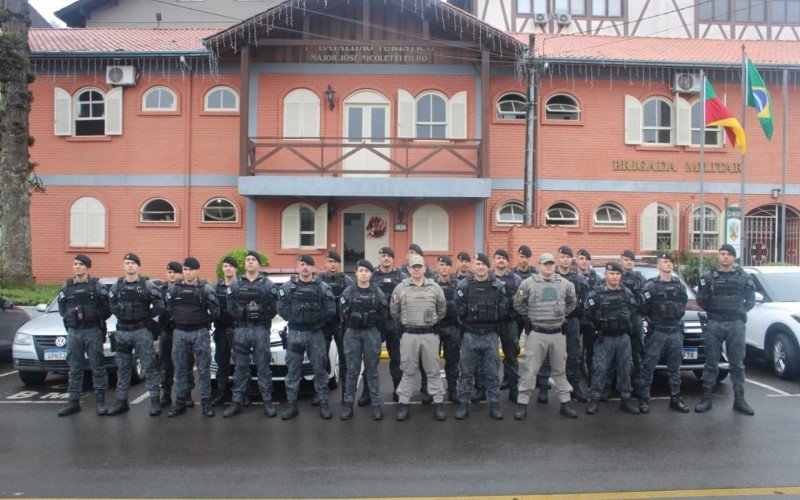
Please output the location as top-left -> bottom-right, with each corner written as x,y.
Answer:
366,216 -> 387,238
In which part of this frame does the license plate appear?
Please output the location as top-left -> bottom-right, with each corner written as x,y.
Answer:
682,348 -> 698,360
44,349 -> 68,361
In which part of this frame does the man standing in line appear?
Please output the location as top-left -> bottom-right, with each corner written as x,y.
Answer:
513,245 -> 550,404
319,250 -> 354,404
620,249 -> 647,396
158,262 -> 186,408
576,249 -> 600,386
455,252 -> 473,281
555,246 -> 590,403
491,249 -> 523,403
434,255 -> 461,403
512,245 -> 537,280
211,256 -> 238,407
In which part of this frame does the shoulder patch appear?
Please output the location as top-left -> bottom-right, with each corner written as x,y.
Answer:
208,292 -> 217,302
59,291 -> 66,300
100,287 -> 109,297
699,278 -> 706,287
325,288 -> 334,298
457,289 -> 464,298
588,298 -> 595,306
392,293 -> 398,302
271,287 -> 278,296
279,288 -> 286,297
643,291 -> 651,300
151,287 -> 160,297
340,296 -> 346,305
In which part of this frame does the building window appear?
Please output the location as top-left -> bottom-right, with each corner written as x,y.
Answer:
281,202 -> 327,249
142,86 -> 177,111
591,0 -> 622,17
204,86 -> 238,111
545,202 -> 579,227
642,98 -> 672,145
691,205 -> 720,251
517,0 -> 547,15
55,87 -> 122,137
691,101 -> 722,146
75,89 -> 105,136
412,204 -> 450,251
140,199 -> 176,222
545,94 -> 580,121
699,0 -> 729,21
202,198 -> 237,223
497,201 -> 525,225
70,197 -> 105,247
594,203 -> 626,227
657,204 -> 673,249
283,89 -> 320,138
772,0 -> 800,23
735,0 -> 766,22
497,93 -> 527,120
416,92 -> 447,139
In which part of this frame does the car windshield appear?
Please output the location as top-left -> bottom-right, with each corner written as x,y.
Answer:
593,266 -> 696,299
760,272 -> 800,302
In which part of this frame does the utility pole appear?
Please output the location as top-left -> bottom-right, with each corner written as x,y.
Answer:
523,33 -> 537,226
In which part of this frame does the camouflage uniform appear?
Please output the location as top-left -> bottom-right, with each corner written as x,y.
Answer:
212,278 -> 236,400
621,269 -> 648,393
371,267 -> 405,391
579,269 -> 601,381
557,268 -> 590,393
319,271 -> 354,401
340,283 -> 388,405
435,274 -> 461,398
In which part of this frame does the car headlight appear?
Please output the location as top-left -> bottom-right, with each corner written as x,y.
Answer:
14,332 -> 33,346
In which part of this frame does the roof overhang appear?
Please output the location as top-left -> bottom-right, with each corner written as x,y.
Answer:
239,176 -> 491,199
55,0 -> 111,28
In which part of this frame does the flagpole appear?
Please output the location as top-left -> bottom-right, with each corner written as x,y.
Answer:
781,68 -> 788,262
699,70 -> 706,274
740,46 -> 747,243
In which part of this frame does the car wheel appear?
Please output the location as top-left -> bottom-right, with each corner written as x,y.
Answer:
19,371 -> 47,386
771,332 -> 800,380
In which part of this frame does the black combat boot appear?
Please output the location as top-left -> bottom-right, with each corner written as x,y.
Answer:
433,403 -> 446,421
319,401 -> 332,420
447,386 -> 459,403
372,405 -> 384,421
167,398 -> 187,417
669,396 -> 689,413
571,385 -> 588,403
281,401 -> 299,420
95,392 -> 107,416
263,400 -> 277,418
186,398 -> 195,408
694,389 -> 713,413
159,391 -> 172,408
420,388 -> 433,405
340,402 -> 353,420
559,402 -> 578,419
619,397 -> 640,415
639,398 -> 650,414
223,402 -> 242,418
489,402 -> 504,420
107,399 -> 129,416
537,388 -> 549,404
508,387 -> 519,403
58,397 -> 81,417
470,388 -> 487,403
201,398 -> 215,417
357,388 -> 371,407
585,399 -> 600,415
395,404 -> 410,422
454,402 -> 469,420
514,403 -> 528,420
210,385 -> 228,407
149,396 -> 162,417
733,392 -> 755,416
310,393 -> 320,406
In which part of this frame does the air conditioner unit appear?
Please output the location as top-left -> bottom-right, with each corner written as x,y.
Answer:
674,72 -> 702,93
534,12 -> 548,25
556,13 -> 572,26
106,65 -> 137,86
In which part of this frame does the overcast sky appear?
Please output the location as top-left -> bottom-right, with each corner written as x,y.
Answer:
29,0 -> 73,27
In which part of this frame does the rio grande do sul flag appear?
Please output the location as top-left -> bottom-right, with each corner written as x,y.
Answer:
705,79 -> 746,154
746,58 -> 774,140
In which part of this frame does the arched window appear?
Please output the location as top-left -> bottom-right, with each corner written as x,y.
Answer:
497,201 -> 524,224
202,198 -> 237,223
690,100 -> 722,146
142,86 -> 177,111
656,204 -> 674,249
75,88 -> 105,136
70,197 -> 105,247
642,97 -> 672,145
281,202 -> 327,249
283,89 -> 320,138
594,202 -> 626,227
204,86 -> 239,111
641,202 -> 676,251
497,93 -> 527,120
140,198 -> 176,222
412,204 -> 449,251
691,205 -> 721,251
545,202 -> 579,227
545,94 -> 580,121
416,92 -> 447,139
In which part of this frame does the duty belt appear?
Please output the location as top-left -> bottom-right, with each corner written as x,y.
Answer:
174,323 -> 206,332
531,325 -> 562,334
116,321 -> 147,331
404,326 -> 434,334
463,325 -> 494,335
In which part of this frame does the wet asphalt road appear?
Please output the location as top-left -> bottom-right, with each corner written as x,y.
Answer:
0,351 -> 799,499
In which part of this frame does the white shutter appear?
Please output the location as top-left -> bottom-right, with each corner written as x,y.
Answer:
70,198 -> 88,247
54,87 -> 72,136
302,92 -> 320,138
429,211 -> 449,251
413,215 -> 431,250
412,204 -> 449,251
86,199 -> 105,246
314,202 -> 328,249
105,87 -> 123,136
284,101 -> 301,137
675,96 -> 691,146
397,89 -> 416,138
447,91 -> 467,139
281,204 -> 300,249
640,202 -> 658,251
624,95 -> 642,145
672,202 -> 680,250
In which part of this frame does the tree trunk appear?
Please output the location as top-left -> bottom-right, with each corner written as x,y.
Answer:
0,0 -> 34,288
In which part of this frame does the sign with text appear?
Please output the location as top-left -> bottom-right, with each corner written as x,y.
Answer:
394,223 -> 408,232
612,160 -> 741,173
307,46 -> 435,64
725,205 -> 743,261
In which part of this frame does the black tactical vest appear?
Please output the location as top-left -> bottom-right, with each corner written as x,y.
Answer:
598,288 -> 633,334
347,286 -> 382,329
215,280 -> 233,327
372,268 -> 403,296
115,278 -> 151,323
708,270 -> 746,316
62,278 -> 101,327
288,278 -> 325,326
513,267 -> 537,280
647,279 -> 684,323
170,281 -> 208,326
464,277 -> 500,324
234,276 -> 274,323
436,275 -> 458,323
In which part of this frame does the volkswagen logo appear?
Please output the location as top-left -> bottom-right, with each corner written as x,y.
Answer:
55,336 -> 67,348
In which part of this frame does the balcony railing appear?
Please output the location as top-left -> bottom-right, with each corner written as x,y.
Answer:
246,136 -> 482,177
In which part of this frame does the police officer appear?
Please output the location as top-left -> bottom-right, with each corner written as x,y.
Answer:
694,244 -> 756,415
454,253 -> 508,420
400,243 -> 437,279
637,252 -> 690,414
455,252 -> 473,281
555,246 -> 590,403
107,253 -> 165,416
576,249 -> 600,385
514,253 -> 579,419
277,255 -> 337,420
211,256 -> 238,407
513,245 -> 538,279
491,249 -> 523,403
584,262 -> 640,415
56,254 -> 111,417
158,261 -> 186,408
319,250 -> 354,404
434,255 -> 461,403
620,249 -> 647,396
513,245 -> 550,404
223,251 -> 279,418
339,259 -> 388,421
391,254 -> 447,422
165,257 -> 220,418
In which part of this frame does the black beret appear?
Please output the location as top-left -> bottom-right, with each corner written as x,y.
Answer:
326,250 -> 342,263
408,243 -> 424,256
557,246 -> 573,257
719,244 -> 736,258
657,252 -> 674,263
378,246 -> 395,258
456,251 -> 472,261
475,253 -> 491,266
356,259 -> 374,273
74,254 -> 92,268
494,249 -> 510,260
123,253 -> 141,266
298,254 -> 315,266
245,250 -> 261,265
166,261 -> 183,273
518,245 -> 532,257
223,256 -> 239,269
606,262 -> 624,273
621,249 -> 636,260
577,249 -> 592,260
437,255 -> 453,265
183,257 -> 200,270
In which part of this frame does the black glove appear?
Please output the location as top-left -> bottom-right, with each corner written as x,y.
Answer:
109,331 -> 117,353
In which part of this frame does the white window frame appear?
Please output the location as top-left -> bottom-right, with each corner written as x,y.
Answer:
142,86 -> 177,112
74,88 -> 105,136
281,202 -> 327,249
497,201 -> 525,225
283,88 -> 320,138
70,197 -> 106,248
412,204 -> 450,251
497,92 -> 527,120
202,198 -> 238,223
592,0 -> 622,17
415,91 -> 448,140
554,0 -> 586,16
545,202 -> 579,227
545,93 -> 581,121
691,204 -> 722,252
690,100 -> 723,147
140,198 -> 176,223
642,97 -> 673,145
204,86 -> 239,112
593,202 -> 626,227
656,204 -> 674,249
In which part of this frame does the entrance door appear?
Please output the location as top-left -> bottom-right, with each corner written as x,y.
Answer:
343,91 -> 390,177
342,204 -> 390,272
743,204 -> 800,265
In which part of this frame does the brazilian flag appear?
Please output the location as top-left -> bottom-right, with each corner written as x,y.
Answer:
746,58 -> 773,140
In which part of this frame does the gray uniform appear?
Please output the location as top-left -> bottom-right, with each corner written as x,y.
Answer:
227,274 -> 278,404
108,277 -> 165,400
57,277 -> 111,399
340,284 -> 388,405
165,280 -> 220,401
277,276 -> 337,403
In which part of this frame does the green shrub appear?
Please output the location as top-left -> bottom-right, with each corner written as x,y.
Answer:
215,249 -> 270,280
672,250 -> 701,288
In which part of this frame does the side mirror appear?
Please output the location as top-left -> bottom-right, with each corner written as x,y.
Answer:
754,292 -> 764,303
36,303 -> 48,312
1,299 -> 12,309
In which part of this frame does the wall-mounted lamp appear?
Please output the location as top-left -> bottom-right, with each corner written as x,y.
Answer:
324,84 -> 336,111
397,199 -> 405,222
327,197 -> 336,219
771,188 -> 782,199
